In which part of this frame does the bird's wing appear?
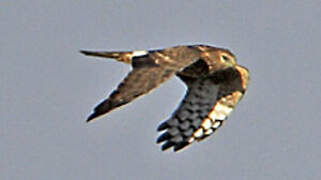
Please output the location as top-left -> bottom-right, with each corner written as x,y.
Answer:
87,46 -> 202,122
157,65 -> 250,151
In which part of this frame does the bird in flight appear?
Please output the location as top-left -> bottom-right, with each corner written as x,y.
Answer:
81,44 -> 250,152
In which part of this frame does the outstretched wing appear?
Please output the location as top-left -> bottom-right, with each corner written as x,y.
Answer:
87,64 -> 175,121
157,65 -> 250,151
87,46 -> 202,122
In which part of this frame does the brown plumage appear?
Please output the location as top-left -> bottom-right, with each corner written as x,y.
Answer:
81,44 -> 250,152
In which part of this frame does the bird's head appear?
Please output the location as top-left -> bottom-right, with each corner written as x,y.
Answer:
198,47 -> 236,73
217,49 -> 237,67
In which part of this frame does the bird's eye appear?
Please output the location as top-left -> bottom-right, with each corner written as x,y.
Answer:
221,55 -> 229,62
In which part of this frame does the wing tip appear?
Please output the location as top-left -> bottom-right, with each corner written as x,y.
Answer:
158,141 -> 190,152
156,132 -> 171,143
173,141 -> 189,152
161,141 -> 175,151
157,122 -> 168,131
86,112 -> 101,123
80,50 -> 93,56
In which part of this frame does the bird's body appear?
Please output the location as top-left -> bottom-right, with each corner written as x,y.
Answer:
81,44 -> 250,152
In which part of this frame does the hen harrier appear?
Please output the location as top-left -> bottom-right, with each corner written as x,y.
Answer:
81,44 -> 250,152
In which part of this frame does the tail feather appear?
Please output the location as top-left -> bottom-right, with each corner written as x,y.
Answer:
80,50 -> 132,64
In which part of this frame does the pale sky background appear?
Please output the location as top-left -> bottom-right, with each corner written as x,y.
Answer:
1,1 -> 321,179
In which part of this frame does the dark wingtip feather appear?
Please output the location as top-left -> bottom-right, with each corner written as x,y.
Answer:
156,132 -> 171,143
161,141 -> 175,151
86,112 -> 100,123
157,122 -> 168,131
80,50 -> 92,56
174,141 -> 189,152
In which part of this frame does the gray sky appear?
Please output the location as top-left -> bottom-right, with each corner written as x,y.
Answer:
1,0 -> 321,179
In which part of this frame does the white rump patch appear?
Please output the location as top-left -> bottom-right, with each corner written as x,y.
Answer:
132,50 -> 148,57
